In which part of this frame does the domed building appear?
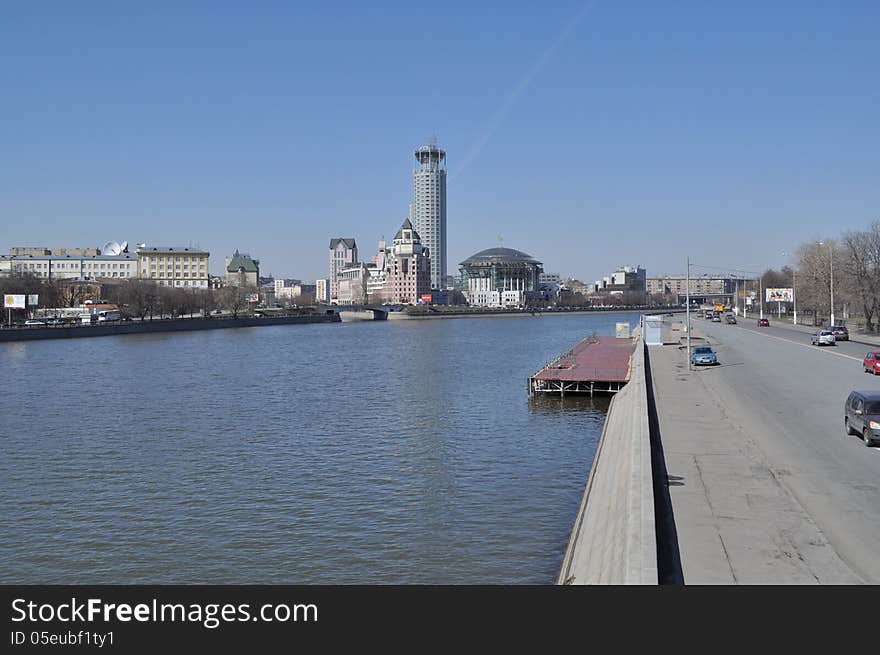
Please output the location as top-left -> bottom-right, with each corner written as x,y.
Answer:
459,247 -> 544,307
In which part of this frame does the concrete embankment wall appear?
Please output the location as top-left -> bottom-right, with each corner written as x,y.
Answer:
0,314 -> 340,342
557,328 -> 657,584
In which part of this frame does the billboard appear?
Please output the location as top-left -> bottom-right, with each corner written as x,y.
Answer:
244,293 -> 260,302
28,294 -> 39,306
766,288 -> 793,303
420,293 -> 433,303
4,294 -> 25,309
615,322 -> 631,339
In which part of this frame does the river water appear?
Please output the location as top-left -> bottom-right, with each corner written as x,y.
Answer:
0,311 -> 639,583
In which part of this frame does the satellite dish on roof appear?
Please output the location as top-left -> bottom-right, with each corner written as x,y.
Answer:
120,241 -> 129,253
102,241 -> 122,256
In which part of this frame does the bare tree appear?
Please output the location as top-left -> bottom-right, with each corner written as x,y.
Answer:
840,224 -> 880,332
220,287 -> 249,318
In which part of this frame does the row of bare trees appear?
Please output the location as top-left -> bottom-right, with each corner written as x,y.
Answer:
0,274 -> 266,320
761,222 -> 880,331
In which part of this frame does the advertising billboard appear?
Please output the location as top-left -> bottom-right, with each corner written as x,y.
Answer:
766,288 -> 794,303
420,293 -> 433,303
244,293 -> 260,302
28,294 -> 39,306
4,294 -> 25,309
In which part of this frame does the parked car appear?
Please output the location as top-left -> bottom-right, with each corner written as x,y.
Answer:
830,326 -> 849,341
864,352 -> 880,375
691,345 -> 719,366
844,391 -> 880,446
24,319 -> 46,326
811,330 -> 836,346
725,314 -> 737,324
758,318 -> 770,327
711,314 -> 721,322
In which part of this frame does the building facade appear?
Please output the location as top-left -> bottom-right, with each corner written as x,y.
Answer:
647,274 -> 749,297
459,247 -> 543,308
412,141 -> 446,290
0,253 -> 138,280
329,238 -> 358,304
136,245 -> 210,287
386,218 -> 431,304
592,266 -> 647,295
225,250 -> 260,287
316,278 -> 329,304
336,263 -> 370,305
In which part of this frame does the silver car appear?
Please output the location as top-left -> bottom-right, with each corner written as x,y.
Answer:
811,330 -> 836,346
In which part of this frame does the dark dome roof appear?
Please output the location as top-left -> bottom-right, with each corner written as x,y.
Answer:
461,247 -> 541,265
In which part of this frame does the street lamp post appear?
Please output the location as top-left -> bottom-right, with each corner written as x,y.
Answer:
819,241 -> 835,327
782,250 -> 797,325
686,256 -> 691,370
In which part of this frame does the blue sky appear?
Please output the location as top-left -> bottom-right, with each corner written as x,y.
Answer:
2,1 -> 877,282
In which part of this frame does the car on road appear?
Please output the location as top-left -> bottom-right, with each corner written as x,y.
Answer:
23,320 -> 46,327
712,314 -> 721,322
845,391 -> 880,446
863,351 -> 880,375
811,330 -> 836,346
758,318 -> 770,327
830,326 -> 849,341
725,314 -> 737,324
691,345 -> 718,366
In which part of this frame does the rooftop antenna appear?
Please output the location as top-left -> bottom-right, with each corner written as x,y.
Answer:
498,233 -> 504,246
429,132 -> 438,147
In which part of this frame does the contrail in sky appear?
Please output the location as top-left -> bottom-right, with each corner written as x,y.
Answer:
450,1 -> 595,181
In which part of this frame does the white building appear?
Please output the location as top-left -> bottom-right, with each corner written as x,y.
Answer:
539,273 -> 562,285
412,140 -> 447,290
316,278 -> 329,304
1,252 -> 138,280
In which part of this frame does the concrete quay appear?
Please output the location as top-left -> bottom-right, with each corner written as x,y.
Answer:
0,313 -> 340,342
557,327 -> 657,584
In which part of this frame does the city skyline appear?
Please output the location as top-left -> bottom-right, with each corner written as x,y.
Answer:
1,1 -> 877,283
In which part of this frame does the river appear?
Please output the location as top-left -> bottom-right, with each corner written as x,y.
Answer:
0,311 -> 640,583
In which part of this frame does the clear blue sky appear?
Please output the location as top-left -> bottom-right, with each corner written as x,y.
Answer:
2,1 -> 877,282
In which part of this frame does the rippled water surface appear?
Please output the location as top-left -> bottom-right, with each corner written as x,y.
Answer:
0,312 -> 639,583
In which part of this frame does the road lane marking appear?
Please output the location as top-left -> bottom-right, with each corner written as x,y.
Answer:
719,326 -> 862,362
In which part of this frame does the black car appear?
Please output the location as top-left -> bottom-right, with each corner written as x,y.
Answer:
845,391 -> 880,446
725,314 -> 737,324
830,326 -> 849,341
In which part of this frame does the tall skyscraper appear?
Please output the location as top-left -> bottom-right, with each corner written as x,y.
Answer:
412,139 -> 446,290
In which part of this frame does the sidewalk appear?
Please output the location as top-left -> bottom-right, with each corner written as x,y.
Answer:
647,343 -> 860,584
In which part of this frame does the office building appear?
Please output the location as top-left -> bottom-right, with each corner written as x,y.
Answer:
329,238 -> 358,304
136,245 -> 210,288
412,140 -> 446,290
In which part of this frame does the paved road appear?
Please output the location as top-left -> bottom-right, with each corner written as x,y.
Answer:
692,317 -> 880,582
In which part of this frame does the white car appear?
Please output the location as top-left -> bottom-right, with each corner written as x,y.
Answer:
811,330 -> 836,346
24,320 -> 46,326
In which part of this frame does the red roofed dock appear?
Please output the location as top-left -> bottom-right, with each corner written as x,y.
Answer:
528,335 -> 636,396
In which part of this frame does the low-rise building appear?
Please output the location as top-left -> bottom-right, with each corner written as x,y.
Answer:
647,274 -> 748,298
225,250 -> 260,287
592,266 -> 646,295
136,245 -> 210,288
1,252 -> 138,280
